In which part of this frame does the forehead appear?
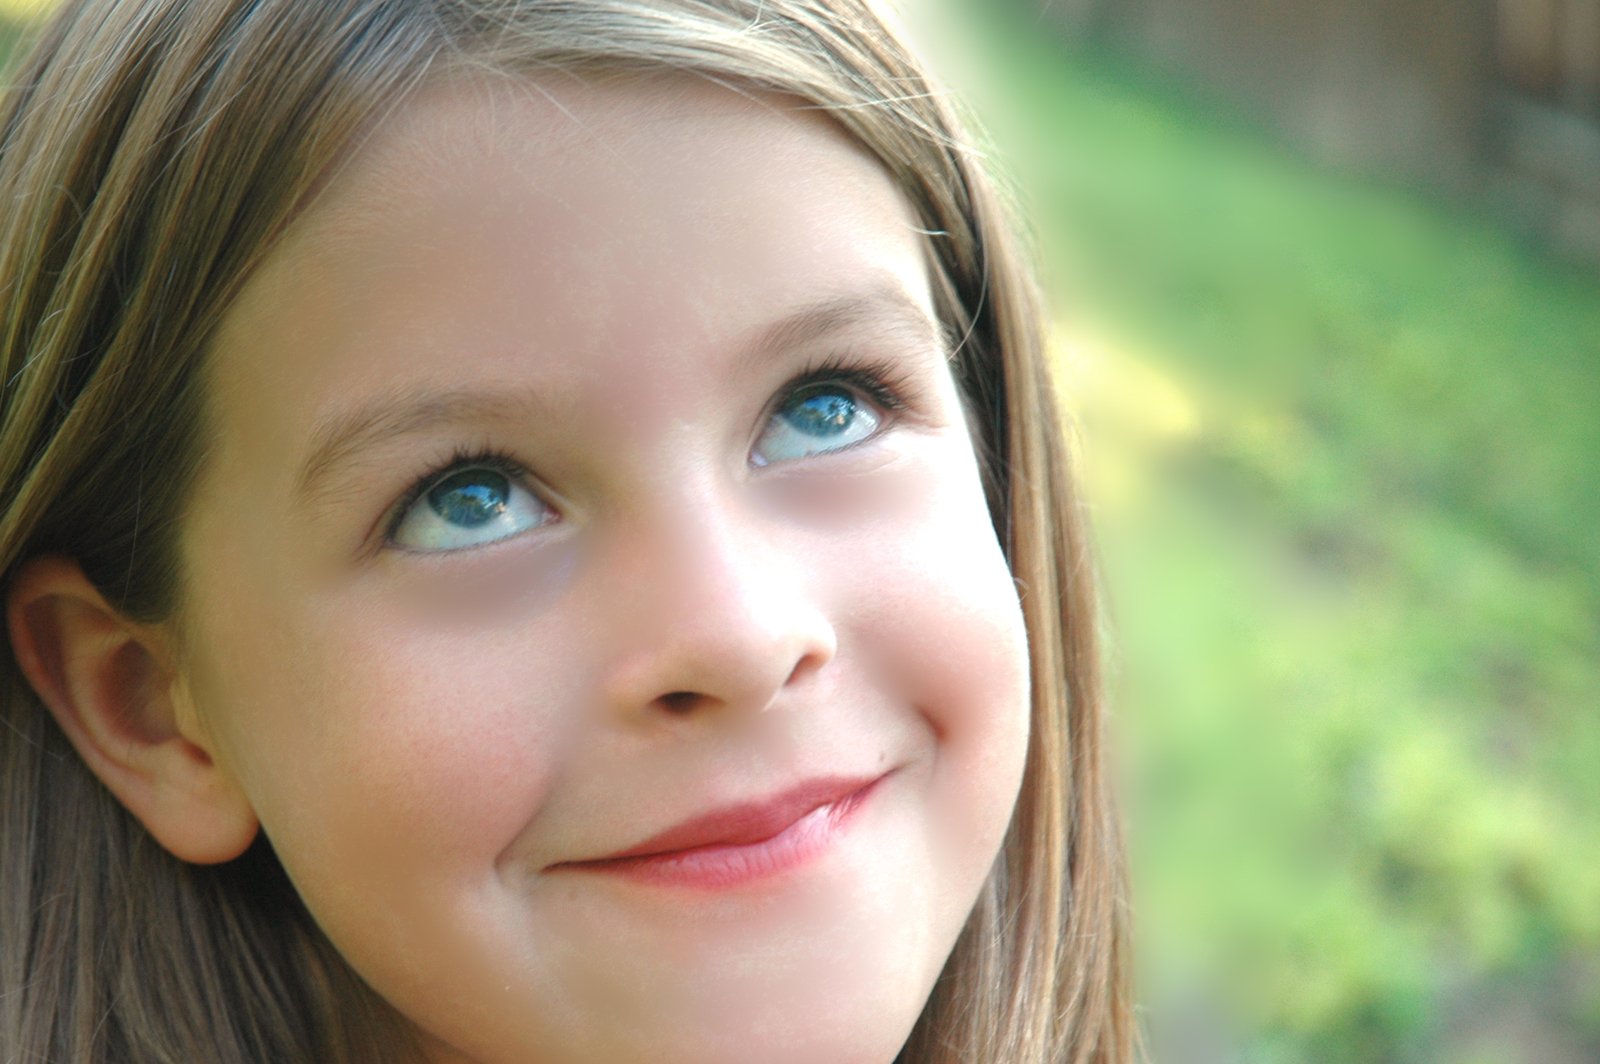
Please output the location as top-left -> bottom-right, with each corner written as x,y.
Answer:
276,71 -> 917,293
203,71 -> 933,491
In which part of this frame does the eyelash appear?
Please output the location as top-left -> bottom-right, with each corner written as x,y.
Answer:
379,354 -> 919,547
777,353 -> 915,419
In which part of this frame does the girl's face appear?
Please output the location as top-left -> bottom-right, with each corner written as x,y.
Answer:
178,74 -> 1030,1064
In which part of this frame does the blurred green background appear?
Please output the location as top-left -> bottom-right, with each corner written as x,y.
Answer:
914,1 -> 1600,1061
4,0 -> 1597,1061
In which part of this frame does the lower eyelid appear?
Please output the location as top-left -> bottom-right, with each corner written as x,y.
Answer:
757,437 -> 912,487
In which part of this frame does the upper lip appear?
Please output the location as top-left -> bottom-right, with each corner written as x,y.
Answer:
557,773 -> 886,865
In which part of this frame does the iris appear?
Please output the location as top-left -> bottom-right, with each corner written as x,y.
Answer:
390,462 -> 549,552
428,469 -> 509,528
753,385 -> 881,465
782,391 -> 857,437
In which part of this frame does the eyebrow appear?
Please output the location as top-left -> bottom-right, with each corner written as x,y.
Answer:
292,283 -> 944,505
744,284 -> 945,369
295,385 -> 549,507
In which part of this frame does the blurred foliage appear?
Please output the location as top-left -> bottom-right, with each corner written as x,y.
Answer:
0,13 -> 28,71
0,0 -> 51,51
920,2 -> 1600,1061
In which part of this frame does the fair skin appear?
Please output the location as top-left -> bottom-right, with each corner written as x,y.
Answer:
10,74 -> 1030,1062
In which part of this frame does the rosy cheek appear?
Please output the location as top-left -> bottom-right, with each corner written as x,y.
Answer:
358,647 -> 560,836
842,439 -> 1030,834
198,584 -> 572,897
844,436 -> 1026,673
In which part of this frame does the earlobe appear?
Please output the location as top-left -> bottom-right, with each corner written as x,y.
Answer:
5,554 -> 259,865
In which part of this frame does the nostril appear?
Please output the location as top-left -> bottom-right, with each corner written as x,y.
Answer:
658,691 -> 700,714
785,656 -> 818,688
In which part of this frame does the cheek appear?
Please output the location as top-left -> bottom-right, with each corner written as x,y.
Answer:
834,437 -> 1032,857
187,572 -> 580,907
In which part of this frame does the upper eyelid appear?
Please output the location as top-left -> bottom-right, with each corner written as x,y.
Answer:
784,369 -> 902,405
771,354 -> 919,413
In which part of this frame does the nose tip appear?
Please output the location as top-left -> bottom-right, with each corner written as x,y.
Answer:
650,629 -> 831,717
598,525 -> 838,721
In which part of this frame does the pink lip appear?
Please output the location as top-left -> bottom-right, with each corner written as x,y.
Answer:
550,772 -> 890,890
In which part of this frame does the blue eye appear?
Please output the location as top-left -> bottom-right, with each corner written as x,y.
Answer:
752,385 -> 883,466
390,465 -> 553,552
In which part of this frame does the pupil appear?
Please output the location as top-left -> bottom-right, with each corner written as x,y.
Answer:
785,391 -> 855,436
428,469 -> 509,528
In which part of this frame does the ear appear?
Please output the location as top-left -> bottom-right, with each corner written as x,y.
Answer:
5,554 -> 259,864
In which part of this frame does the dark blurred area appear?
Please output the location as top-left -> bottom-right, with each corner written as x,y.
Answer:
1036,0 -> 1600,266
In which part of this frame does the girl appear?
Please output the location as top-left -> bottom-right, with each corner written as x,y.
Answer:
0,1 -> 1130,1061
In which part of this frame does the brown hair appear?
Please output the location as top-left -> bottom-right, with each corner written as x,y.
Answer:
0,1 -> 1130,1059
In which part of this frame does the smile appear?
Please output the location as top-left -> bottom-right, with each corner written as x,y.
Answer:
549,772 -> 892,890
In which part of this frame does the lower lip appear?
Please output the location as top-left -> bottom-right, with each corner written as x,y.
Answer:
560,775 -> 887,890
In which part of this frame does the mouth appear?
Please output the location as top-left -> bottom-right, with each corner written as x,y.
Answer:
548,771 -> 892,890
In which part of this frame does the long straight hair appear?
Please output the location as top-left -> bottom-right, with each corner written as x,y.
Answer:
0,1 -> 1131,1059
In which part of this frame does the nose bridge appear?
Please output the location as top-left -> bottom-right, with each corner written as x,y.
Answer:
597,479 -> 836,719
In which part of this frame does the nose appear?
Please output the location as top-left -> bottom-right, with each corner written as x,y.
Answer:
595,502 -> 837,721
